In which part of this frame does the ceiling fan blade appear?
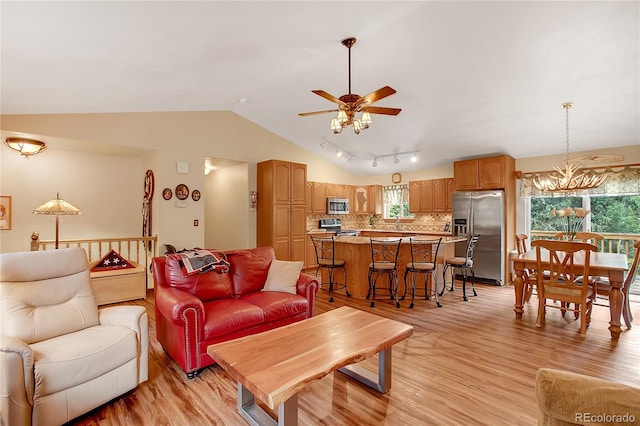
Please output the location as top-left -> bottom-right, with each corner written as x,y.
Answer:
362,106 -> 402,116
312,90 -> 347,106
358,86 -> 397,105
298,109 -> 339,117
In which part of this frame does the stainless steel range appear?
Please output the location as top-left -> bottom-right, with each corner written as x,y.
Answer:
318,218 -> 359,236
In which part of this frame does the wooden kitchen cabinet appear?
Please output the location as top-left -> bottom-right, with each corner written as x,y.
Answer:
409,178 -> 452,213
353,185 -> 382,214
368,185 -> 383,214
454,155 -> 514,191
257,160 -> 307,263
445,178 -> 454,211
326,183 -> 354,209
313,182 -> 327,214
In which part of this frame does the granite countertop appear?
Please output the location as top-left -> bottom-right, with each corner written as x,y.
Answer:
333,235 -> 466,244
360,229 -> 453,236
307,229 -> 453,236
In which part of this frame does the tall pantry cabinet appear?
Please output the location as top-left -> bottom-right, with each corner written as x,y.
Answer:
257,160 -> 307,262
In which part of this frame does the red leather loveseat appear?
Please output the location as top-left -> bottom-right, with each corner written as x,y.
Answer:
152,246 -> 319,378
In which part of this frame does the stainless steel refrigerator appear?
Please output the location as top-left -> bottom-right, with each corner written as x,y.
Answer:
451,190 -> 505,285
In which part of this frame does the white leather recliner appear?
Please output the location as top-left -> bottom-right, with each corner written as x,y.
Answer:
0,247 -> 149,426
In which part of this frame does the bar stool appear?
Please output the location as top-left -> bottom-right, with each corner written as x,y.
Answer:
403,237 -> 442,308
367,238 -> 402,308
442,235 -> 479,301
311,236 -> 350,302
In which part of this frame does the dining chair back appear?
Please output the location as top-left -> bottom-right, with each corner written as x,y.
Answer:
531,239 -> 597,337
553,231 -> 604,248
311,236 -> 351,302
515,234 -> 537,302
402,237 -> 442,308
594,239 -> 640,328
368,238 -> 402,308
442,235 -> 479,301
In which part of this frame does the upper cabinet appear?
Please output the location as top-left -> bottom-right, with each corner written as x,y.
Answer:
453,155 -> 515,191
409,178 -> 453,213
307,181 -> 327,214
353,185 -> 383,214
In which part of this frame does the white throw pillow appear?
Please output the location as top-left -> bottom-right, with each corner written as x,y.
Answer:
262,260 -> 303,294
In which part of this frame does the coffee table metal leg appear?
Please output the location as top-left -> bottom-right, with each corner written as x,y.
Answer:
337,347 -> 392,393
238,382 -> 298,426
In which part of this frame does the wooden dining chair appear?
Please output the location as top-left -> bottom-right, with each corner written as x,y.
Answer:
592,239 -> 640,329
515,234 -> 537,302
531,239 -> 597,337
555,231 -> 606,304
553,231 -> 604,248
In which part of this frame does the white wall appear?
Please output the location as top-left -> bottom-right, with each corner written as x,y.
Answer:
204,163 -> 255,250
0,147 -> 144,253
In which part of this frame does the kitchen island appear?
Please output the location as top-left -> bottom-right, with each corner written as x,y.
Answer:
325,235 -> 466,300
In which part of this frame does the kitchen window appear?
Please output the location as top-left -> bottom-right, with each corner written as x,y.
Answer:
383,185 -> 413,219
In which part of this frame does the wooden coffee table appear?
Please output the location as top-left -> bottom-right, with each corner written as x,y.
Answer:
207,306 -> 413,426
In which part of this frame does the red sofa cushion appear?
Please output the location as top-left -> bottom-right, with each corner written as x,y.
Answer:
240,291 -> 309,323
202,299 -> 265,339
164,253 -> 234,302
226,246 -> 274,297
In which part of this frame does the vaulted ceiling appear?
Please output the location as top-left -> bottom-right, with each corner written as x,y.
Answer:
2,1 -> 638,175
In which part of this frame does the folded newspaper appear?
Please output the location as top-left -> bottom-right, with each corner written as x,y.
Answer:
175,249 -> 230,276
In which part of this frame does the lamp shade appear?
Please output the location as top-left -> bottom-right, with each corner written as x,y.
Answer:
33,195 -> 81,216
33,193 -> 81,249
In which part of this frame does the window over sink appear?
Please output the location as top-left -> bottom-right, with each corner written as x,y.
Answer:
383,185 -> 413,219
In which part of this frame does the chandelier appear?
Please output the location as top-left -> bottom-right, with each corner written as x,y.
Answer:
533,102 -> 607,192
330,109 -> 372,135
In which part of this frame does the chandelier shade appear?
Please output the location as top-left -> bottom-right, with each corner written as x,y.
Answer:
532,102 -> 607,192
4,137 -> 47,158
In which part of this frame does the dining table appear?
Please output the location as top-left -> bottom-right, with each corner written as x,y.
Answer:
512,248 -> 629,339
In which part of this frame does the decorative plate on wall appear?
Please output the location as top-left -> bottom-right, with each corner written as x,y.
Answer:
392,173 -> 402,184
192,190 -> 201,201
175,184 -> 189,200
162,188 -> 172,200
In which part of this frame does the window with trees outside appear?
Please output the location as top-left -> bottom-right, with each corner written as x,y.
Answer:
383,185 -> 413,219
530,194 -> 640,293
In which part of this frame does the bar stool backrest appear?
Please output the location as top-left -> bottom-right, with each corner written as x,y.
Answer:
311,236 -> 337,265
465,235 -> 480,265
408,237 -> 442,268
370,238 -> 402,268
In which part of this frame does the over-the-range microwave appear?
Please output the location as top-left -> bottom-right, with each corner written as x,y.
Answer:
326,197 -> 349,215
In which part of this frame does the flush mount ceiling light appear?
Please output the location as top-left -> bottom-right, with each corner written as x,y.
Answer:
4,137 -> 47,158
298,37 -> 401,135
533,102 -> 607,192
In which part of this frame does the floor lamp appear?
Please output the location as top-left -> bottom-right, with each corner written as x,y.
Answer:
33,193 -> 81,249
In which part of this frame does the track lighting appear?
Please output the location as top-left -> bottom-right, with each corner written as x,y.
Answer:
320,139 -> 355,163
369,151 -> 421,167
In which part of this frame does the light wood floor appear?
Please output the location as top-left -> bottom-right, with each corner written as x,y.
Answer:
69,282 -> 640,425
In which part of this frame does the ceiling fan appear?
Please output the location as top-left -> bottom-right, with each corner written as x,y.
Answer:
298,37 -> 401,135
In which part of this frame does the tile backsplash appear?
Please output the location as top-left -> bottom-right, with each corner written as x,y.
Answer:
307,213 -> 452,233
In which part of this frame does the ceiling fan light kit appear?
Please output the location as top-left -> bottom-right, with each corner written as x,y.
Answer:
299,37 -> 401,135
